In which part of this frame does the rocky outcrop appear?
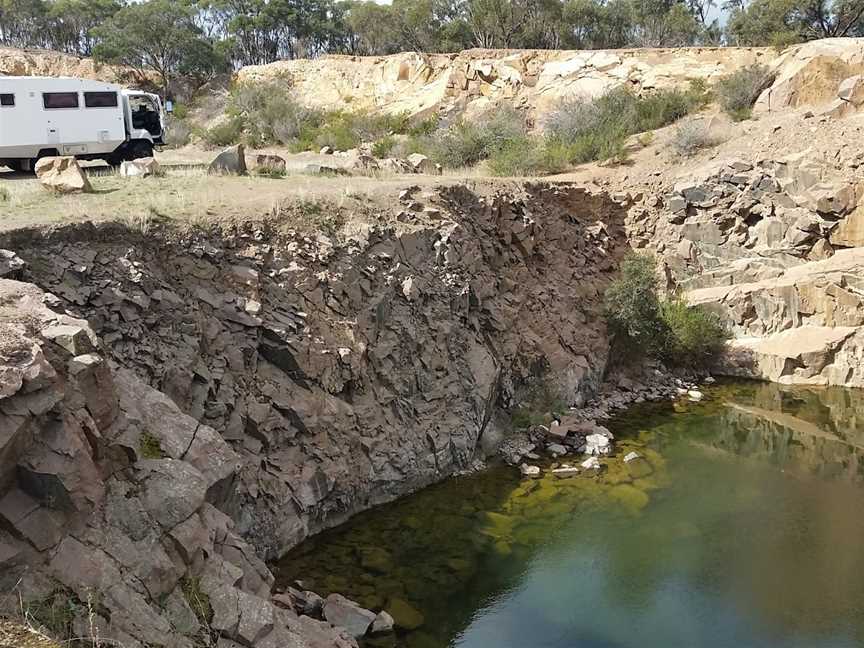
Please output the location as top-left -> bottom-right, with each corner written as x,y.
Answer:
236,46 -> 776,122
0,182 -> 628,646
0,46 -> 133,83
627,145 -> 864,386
755,38 -> 864,114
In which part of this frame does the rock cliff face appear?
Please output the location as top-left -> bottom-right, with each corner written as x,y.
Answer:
236,46 -> 776,122
0,184 -> 627,646
627,141 -> 864,386
0,47 -> 132,83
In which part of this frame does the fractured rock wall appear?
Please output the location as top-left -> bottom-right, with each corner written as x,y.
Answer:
236,46 -> 776,123
0,183 -> 628,646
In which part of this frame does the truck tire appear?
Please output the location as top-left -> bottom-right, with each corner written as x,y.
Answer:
127,141 -> 154,161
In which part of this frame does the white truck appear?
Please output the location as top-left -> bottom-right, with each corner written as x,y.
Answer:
0,76 -> 165,172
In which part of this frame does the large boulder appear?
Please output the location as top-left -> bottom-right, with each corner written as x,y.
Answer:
119,157 -> 160,178
406,153 -> 441,175
322,594 -> 375,638
254,154 -> 286,173
34,156 -> 92,193
209,144 -> 247,175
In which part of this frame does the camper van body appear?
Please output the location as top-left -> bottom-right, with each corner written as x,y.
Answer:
0,76 -> 164,170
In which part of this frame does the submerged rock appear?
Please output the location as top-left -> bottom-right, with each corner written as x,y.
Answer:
371,610 -> 395,634
386,598 -> 425,630
584,433 -> 612,456
323,593 -> 376,638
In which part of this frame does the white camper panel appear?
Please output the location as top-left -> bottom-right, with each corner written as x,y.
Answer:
0,77 -> 126,159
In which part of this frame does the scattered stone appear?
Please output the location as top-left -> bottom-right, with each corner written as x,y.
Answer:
519,463 -> 541,478
551,465 -> 579,479
120,157 -> 160,178
623,451 -> 641,463
319,146 -> 334,155
406,153 -> 441,175
584,433 -> 612,456
254,154 -> 286,172
546,443 -> 568,457
581,456 -> 601,471
35,156 -> 92,193
40,324 -> 94,355
687,390 -> 704,402
0,249 -> 26,278
371,610 -> 395,634
304,163 -> 349,176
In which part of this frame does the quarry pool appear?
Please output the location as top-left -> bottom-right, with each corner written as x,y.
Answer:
274,381 -> 864,648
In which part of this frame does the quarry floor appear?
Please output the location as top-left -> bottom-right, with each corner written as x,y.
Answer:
1,104 -> 855,232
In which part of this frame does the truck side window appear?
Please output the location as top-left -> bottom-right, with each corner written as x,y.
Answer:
43,92 -> 79,109
84,92 -> 118,108
0,94 -> 13,106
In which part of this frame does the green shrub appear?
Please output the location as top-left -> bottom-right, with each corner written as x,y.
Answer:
171,102 -> 190,120
511,380 -> 568,429
604,253 -> 729,367
199,117 -> 243,148
605,253 -> 666,357
164,116 -> 192,148
658,299 -> 729,369
545,84 -> 709,164
229,80 -> 321,147
372,135 -> 397,158
424,106 -> 527,168
487,137 -> 571,176
715,64 -> 775,121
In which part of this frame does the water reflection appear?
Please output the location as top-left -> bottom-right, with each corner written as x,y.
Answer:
275,381 -> 864,648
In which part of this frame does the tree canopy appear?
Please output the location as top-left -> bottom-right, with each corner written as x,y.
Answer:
2,0 -> 864,94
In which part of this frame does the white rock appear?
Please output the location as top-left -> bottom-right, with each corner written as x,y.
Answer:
581,456 -> 601,470
687,390 -> 704,401
584,433 -> 612,456
401,276 -> 421,301
519,463 -> 541,478
623,451 -> 641,463
551,466 -> 579,478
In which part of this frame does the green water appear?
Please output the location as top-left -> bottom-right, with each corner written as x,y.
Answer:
275,381 -> 864,648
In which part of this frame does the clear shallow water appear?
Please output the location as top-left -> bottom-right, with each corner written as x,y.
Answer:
275,381 -> 864,648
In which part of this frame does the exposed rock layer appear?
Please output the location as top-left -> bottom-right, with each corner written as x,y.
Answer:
0,183 -> 627,646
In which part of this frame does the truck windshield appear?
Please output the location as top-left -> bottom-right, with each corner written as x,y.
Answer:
129,95 -> 161,137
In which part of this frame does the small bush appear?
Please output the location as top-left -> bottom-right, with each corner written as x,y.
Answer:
0,186 -> 8,203
605,253 -> 666,357
659,299 -> 729,368
545,84 -> 709,164
199,117 -> 243,148
671,121 -> 718,157
605,253 -> 729,367
715,64 -> 775,121
511,380 -> 568,429
229,80 -> 321,147
424,106 -> 527,168
171,102 -> 190,120
372,135 -> 397,158
487,137 -> 571,176
164,117 -> 192,148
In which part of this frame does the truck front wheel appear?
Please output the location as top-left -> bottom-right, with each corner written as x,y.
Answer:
126,141 -> 154,161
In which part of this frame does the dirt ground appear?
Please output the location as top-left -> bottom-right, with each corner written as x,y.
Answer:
2,104 -> 861,233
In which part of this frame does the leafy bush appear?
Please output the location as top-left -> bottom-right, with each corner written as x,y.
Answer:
164,116 -> 192,148
487,137 -> 571,176
670,121 -> 718,157
545,84 -> 708,163
229,80 -> 322,147
715,64 -> 775,121
659,299 -> 729,368
199,117 -> 243,148
604,253 -> 729,368
372,135 -> 397,158
423,106 -> 527,168
605,253 -> 666,357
